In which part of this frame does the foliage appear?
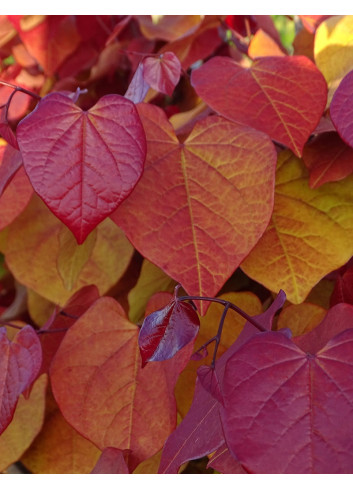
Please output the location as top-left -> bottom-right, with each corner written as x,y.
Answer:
0,14 -> 353,474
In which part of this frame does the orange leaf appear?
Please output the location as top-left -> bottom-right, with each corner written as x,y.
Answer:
112,104 -> 277,314
277,302 -> 326,337
0,374 -> 47,472
50,296 -> 188,467
21,389 -> 101,474
4,195 -> 134,306
135,15 -> 202,42
248,29 -> 286,58
241,149 -> 353,303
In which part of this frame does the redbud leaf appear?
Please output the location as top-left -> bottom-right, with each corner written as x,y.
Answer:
0,325 -> 42,435
207,443 -> 247,474
331,267 -> 353,306
112,103 -> 276,314
91,448 -> 130,474
330,70 -> 353,149
17,92 -> 146,244
158,291 -> 286,473
221,324 -> 353,473
191,55 -> 327,156
139,296 -> 199,367
142,52 -> 181,96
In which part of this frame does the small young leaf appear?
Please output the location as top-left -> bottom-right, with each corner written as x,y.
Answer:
139,296 -> 199,367
142,52 -> 181,96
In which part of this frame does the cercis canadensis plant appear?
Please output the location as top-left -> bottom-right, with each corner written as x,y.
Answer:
1,14 -> 353,475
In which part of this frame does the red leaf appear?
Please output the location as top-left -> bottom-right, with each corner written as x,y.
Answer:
158,291 -> 286,473
330,70 -> 353,149
0,325 -> 42,434
221,325 -> 353,473
91,448 -> 130,474
331,267 -> 353,306
191,55 -> 327,156
0,144 -> 23,196
139,295 -> 199,367
112,104 -> 277,313
142,52 -> 181,96
16,92 -> 146,244
302,131 -> 353,188
207,443 -> 247,474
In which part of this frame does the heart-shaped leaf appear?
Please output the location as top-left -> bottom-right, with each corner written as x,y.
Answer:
142,52 -> 181,96
112,103 -> 277,313
191,55 -> 327,156
16,92 -> 146,243
221,321 -> 353,473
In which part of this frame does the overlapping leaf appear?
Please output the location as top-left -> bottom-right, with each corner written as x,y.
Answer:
16,92 -> 146,243
330,70 -> 353,150
0,325 -> 42,435
112,103 -> 277,313
139,291 -> 199,366
50,296 -> 191,468
191,55 -> 327,156
0,374 -> 47,472
21,389 -> 101,474
158,291 -> 286,473
221,308 -> 353,473
314,15 -> 353,102
142,52 -> 181,96
302,132 -> 353,187
241,149 -> 353,303
91,448 -> 130,474
5,195 -> 134,306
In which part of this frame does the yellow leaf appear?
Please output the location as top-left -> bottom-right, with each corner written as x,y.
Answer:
57,227 -> 97,291
4,195 -> 134,306
0,374 -> 47,472
277,302 -> 326,336
241,149 -> 353,304
128,259 -> 176,323
314,15 -> 353,103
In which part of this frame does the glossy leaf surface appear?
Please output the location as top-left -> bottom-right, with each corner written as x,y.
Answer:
112,104 -> 277,313
191,55 -> 327,156
139,295 -> 199,366
17,92 -> 146,243
0,325 -> 42,434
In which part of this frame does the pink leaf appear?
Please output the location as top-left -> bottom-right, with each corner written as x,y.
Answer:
0,325 -> 42,434
221,326 -> 353,473
91,448 -> 130,474
142,52 -> 181,96
125,63 -> 150,104
0,144 -> 23,196
330,70 -> 353,149
16,92 -> 146,243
